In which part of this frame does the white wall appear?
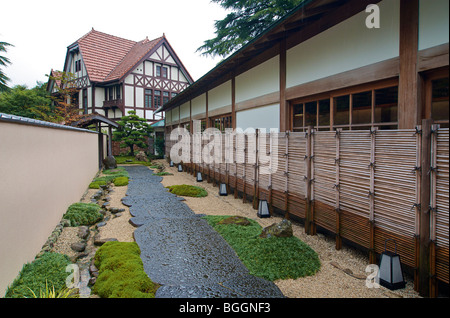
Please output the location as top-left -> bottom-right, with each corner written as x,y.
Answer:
419,0 -> 450,50
236,56 -> 279,103
191,93 -> 207,117
180,102 -> 190,120
236,104 -> 280,132
286,0 -> 400,89
0,121 -> 98,297
208,80 -> 232,111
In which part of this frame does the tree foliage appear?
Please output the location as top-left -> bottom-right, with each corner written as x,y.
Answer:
47,71 -> 84,125
197,0 -> 303,57
0,41 -> 13,92
0,83 -> 55,120
113,110 -> 152,156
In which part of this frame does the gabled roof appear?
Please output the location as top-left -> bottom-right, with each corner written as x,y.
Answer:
67,29 -> 179,84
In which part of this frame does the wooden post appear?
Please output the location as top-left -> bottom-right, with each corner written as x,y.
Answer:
243,134 -> 247,203
418,119 -> 432,297
268,132 -> 274,215
310,128 -> 316,235
335,129 -> 342,250
414,124 -> 422,291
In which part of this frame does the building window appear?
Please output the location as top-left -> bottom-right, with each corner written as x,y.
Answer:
156,65 -> 168,78
154,90 -> 161,108
210,114 -> 232,132
75,60 -> 81,73
145,89 -> 153,108
82,89 -> 88,114
291,82 -> 399,131
163,91 -> 170,105
431,77 -> 449,128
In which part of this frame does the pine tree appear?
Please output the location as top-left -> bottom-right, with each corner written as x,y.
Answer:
113,111 -> 153,156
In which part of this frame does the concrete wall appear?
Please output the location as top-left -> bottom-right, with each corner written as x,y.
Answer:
0,120 -> 99,297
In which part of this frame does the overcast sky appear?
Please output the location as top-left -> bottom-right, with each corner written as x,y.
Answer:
1,0 -> 229,88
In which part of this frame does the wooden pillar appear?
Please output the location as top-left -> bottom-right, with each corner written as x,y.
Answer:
398,0 -> 419,129
305,127 -> 312,234
279,39 -> 288,132
108,126 -> 113,157
369,128 -> 377,264
335,129 -> 342,250
418,119 -> 432,297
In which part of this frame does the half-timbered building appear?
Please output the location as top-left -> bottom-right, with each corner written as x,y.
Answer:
48,29 -> 193,124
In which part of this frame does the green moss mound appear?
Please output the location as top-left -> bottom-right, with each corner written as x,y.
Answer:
5,252 -> 72,298
166,184 -> 208,197
93,167 -> 129,185
113,176 -> 129,186
203,215 -> 321,281
93,241 -> 159,298
89,180 -> 107,189
63,202 -> 103,226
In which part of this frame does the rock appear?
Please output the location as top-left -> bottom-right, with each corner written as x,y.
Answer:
96,221 -> 107,228
135,151 -> 148,162
77,226 -> 90,240
110,207 -> 125,214
71,242 -> 87,252
218,216 -> 251,226
259,219 -> 293,238
89,264 -> 98,274
103,155 -> 117,169
94,237 -> 118,246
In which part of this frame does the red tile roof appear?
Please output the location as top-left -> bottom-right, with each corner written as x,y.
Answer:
74,29 -> 163,83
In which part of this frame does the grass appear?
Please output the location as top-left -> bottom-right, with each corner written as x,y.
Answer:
166,184 -> 208,197
153,171 -> 173,176
91,167 -> 129,187
5,252 -> 73,298
93,241 -> 159,298
202,215 -> 321,281
62,202 -> 103,226
114,155 -> 153,166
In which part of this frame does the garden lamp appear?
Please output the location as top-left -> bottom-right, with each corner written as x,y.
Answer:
219,183 -> 228,196
196,172 -> 203,182
170,160 -> 174,167
377,239 -> 406,290
178,164 -> 183,172
257,200 -> 270,218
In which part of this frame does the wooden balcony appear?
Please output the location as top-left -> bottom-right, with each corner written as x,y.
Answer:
103,99 -> 124,109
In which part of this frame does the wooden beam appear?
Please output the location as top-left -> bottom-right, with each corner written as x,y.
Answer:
279,39 -> 288,132
398,0 -> 419,129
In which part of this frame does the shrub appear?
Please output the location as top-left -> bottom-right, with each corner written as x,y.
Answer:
5,252 -> 72,298
203,215 -> 321,281
113,176 -> 129,186
63,202 -> 103,226
89,180 -> 107,189
166,184 -> 208,197
93,241 -> 159,298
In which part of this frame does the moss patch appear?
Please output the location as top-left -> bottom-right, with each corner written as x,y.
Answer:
166,184 -> 208,197
113,176 -> 129,186
203,215 -> 321,281
63,202 -> 103,226
5,252 -> 72,298
93,241 -> 159,298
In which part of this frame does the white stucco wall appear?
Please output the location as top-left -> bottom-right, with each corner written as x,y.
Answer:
208,80 -> 232,111
236,104 -> 280,132
236,56 -> 279,104
419,0 -> 450,50
286,0 -> 400,89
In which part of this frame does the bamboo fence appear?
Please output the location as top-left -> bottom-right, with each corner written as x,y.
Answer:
165,126 -> 449,291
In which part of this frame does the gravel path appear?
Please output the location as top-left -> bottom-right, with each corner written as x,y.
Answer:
123,165 -> 284,298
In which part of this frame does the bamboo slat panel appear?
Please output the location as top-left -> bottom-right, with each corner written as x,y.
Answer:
435,128 -> 449,284
374,227 -> 416,268
374,130 -> 417,236
258,133 -> 270,190
288,132 -> 307,198
314,131 -> 337,209
339,131 -> 371,220
272,133 -> 287,193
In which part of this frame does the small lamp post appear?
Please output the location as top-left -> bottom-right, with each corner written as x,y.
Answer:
196,172 -> 203,182
257,200 -> 270,218
178,164 -> 183,172
219,183 -> 228,196
170,160 -> 174,167
377,239 -> 406,290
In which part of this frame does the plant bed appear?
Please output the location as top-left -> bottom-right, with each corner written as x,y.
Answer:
166,184 -> 208,197
63,202 -> 103,227
5,252 -> 74,298
92,241 -> 159,298
114,155 -> 153,166
202,215 -> 321,281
